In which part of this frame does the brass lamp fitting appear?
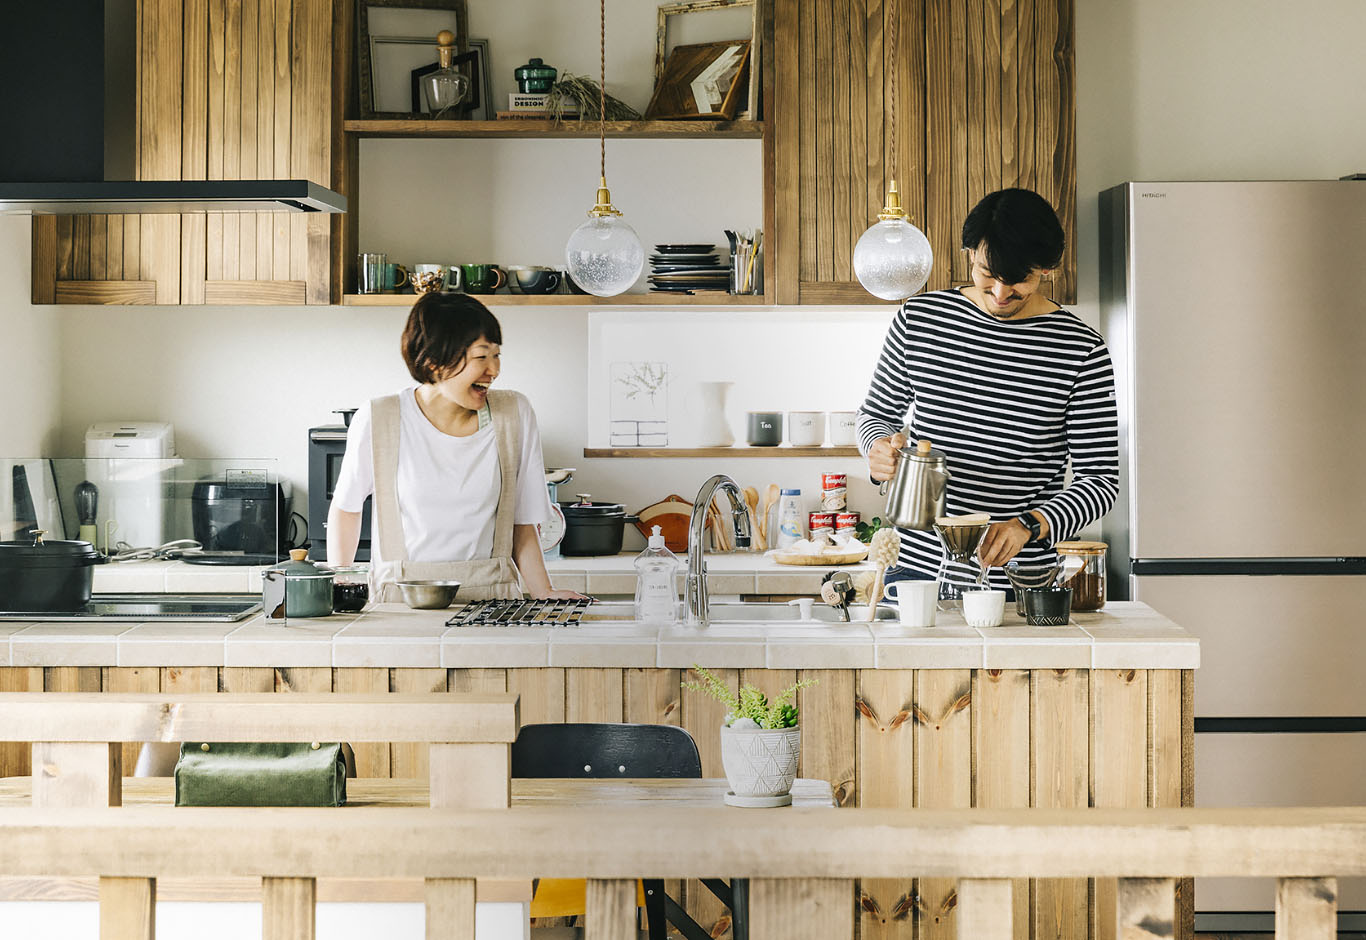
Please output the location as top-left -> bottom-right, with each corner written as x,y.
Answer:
877,179 -> 908,221
587,177 -> 623,218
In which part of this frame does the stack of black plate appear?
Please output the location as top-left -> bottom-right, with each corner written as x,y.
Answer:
648,244 -> 730,294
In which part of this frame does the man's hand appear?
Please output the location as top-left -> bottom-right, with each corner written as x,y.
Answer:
978,519 -> 1032,568
868,432 -> 908,483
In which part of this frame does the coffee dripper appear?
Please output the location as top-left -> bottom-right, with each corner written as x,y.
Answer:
932,513 -> 991,610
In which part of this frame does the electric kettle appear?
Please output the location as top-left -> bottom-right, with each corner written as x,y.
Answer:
882,439 -> 950,530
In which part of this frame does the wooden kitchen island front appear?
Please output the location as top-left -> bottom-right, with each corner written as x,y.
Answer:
0,601 -> 1197,940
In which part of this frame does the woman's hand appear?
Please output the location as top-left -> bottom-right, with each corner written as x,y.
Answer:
529,587 -> 592,601
868,432 -> 908,482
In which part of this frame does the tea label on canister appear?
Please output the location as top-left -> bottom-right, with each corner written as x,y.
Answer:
835,511 -> 860,534
809,512 -> 835,540
820,472 -> 847,511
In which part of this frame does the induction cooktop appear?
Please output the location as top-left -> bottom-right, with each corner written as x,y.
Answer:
0,594 -> 262,622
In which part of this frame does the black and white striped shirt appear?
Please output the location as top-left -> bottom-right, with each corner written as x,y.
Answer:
857,289 -> 1120,586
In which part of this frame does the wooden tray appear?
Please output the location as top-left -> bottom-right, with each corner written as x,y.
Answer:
771,548 -> 869,566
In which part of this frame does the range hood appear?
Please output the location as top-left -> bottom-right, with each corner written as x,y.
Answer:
0,2 -> 346,215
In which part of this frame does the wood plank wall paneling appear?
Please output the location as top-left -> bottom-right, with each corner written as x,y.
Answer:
32,0 -> 330,305
856,669 -> 915,940
915,669 -> 972,939
1092,669 -> 1147,940
973,669 -> 1030,940
776,0 -> 1076,303
1032,668 -> 1089,940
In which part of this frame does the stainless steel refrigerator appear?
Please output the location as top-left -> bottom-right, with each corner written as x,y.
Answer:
1099,180 -> 1366,934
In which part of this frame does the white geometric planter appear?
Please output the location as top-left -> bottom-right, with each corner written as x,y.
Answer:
719,724 -> 800,798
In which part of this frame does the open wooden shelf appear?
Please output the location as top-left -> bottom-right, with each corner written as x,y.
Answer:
583,446 -> 861,458
343,292 -> 770,306
342,119 -> 764,140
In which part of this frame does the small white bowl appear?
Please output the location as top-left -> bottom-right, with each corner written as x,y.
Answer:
962,588 -> 1006,628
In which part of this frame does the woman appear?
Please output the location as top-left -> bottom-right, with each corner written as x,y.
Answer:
327,292 -> 580,601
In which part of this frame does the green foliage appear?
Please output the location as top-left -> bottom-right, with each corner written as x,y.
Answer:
855,515 -> 887,544
681,665 -> 816,729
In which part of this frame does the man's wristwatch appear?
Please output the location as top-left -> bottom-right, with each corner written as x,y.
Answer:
1016,512 -> 1042,542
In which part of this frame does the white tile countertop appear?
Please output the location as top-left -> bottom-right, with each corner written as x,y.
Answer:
0,601 -> 1198,671
90,553 -> 875,596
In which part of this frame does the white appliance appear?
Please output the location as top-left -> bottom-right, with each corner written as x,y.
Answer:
1100,180 -> 1366,934
84,422 -> 176,552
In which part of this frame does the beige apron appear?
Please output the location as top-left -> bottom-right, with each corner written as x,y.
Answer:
369,389 -> 523,602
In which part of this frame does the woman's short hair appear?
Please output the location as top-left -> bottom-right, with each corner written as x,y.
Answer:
400,292 -> 503,385
960,187 -> 1065,286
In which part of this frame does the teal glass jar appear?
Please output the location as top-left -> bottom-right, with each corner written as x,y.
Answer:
514,58 -> 557,93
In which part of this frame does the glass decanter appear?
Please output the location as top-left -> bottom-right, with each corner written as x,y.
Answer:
933,517 -> 990,611
422,30 -> 470,118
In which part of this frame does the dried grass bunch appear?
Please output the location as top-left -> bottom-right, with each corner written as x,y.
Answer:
546,73 -> 642,124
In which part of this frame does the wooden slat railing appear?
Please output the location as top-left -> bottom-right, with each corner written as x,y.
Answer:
0,806 -> 1361,939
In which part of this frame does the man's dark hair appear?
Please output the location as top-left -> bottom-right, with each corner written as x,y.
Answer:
400,292 -> 503,385
960,188 -> 1065,286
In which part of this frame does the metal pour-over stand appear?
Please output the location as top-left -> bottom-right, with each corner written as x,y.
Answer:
932,516 -> 990,611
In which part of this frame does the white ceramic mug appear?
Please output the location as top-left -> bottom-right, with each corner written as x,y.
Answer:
883,580 -> 937,627
828,411 -> 858,446
788,410 -> 825,446
962,588 -> 1006,627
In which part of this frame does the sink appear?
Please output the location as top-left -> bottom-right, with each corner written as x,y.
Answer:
579,601 -> 897,624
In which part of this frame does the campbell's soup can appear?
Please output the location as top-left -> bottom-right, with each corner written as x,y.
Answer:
835,511 -> 860,534
820,472 -> 847,510
809,512 -> 835,540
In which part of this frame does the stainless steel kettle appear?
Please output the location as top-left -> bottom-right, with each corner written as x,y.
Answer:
882,439 -> 950,530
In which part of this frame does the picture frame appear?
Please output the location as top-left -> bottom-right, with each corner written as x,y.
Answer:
411,38 -> 490,119
655,0 -> 758,120
357,0 -> 467,119
645,39 -> 751,121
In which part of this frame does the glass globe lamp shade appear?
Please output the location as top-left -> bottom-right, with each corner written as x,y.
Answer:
565,214 -> 645,297
853,217 -> 934,301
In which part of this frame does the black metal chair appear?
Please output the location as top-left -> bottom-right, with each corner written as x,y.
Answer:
511,722 -> 747,940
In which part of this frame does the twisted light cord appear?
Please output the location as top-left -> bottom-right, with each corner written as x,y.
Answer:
889,0 -> 898,180
600,0 -> 607,181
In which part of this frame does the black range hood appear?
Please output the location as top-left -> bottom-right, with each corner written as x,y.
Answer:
0,2 -> 345,216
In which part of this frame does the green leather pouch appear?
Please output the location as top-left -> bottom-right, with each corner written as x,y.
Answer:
174,742 -> 348,807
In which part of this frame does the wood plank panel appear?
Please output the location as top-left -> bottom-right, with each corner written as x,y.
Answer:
276,668 -> 332,694
585,878 -> 637,940
207,0 -> 226,283
294,0 -> 332,304
984,0 -> 1003,195
1000,0 -> 1019,187
429,742 -> 509,809
865,0 -> 884,233
849,0 -> 869,256
948,0 -> 967,285
1032,668 -> 1088,940
56,217 -> 74,280
45,667 -> 102,693
857,669 -> 915,940
328,0 -> 354,300
751,878 -> 853,940
272,0 -> 292,284
54,282 -> 158,305
102,668 -> 161,779
799,670 -> 856,807
623,669 -> 682,727
448,668 -> 507,695
391,669 -> 448,780
507,668 -> 565,725
182,0 -> 208,304
123,216 -> 140,285
1275,877 -> 1336,940
100,876 -> 155,940
0,668 -> 44,777
138,0 -> 182,304
256,0 -> 276,279
814,0 -> 834,283
161,667 -> 218,694
1014,0 -> 1036,192
923,0 -> 954,292
425,878 -> 476,940
973,669 -> 1029,940
1048,0 -> 1076,302
1093,669 -> 1148,940
32,742 -> 121,808
203,280 -> 307,303
957,878 -> 1013,940
31,217 -> 57,303
1116,878 -> 1174,940
965,0 -> 987,263
831,0 -> 853,282
72,216 -> 91,280
681,666 -> 738,935
795,0 -> 815,292
90,216 -> 107,280
262,876 -> 315,940
916,669 -> 972,940
219,667 -> 275,693
334,668 -> 390,778
106,215 -> 124,280
566,669 -> 624,723
222,0 -> 242,283
238,0 -> 259,282
901,0 -> 927,248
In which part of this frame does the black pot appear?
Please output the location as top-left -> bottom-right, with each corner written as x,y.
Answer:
559,500 -> 638,557
0,539 -> 104,612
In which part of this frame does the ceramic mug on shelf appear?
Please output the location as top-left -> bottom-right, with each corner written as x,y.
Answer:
788,411 -> 826,447
746,412 -> 782,447
828,411 -> 858,446
462,264 -> 506,294
508,266 -> 561,295
381,262 -> 409,292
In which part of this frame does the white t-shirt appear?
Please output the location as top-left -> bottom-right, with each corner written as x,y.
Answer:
331,388 -> 553,564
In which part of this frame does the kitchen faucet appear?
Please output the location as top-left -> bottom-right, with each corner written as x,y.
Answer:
686,474 -> 753,627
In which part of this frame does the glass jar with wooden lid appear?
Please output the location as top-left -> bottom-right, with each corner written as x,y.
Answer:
1055,541 -> 1107,611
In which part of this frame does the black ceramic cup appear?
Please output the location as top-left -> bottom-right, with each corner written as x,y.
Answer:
1022,586 -> 1073,626
746,412 -> 783,446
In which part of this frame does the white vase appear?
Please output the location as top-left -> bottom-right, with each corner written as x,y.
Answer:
720,724 -> 800,797
693,381 -> 735,447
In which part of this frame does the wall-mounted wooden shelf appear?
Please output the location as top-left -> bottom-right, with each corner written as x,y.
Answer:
343,293 -> 770,306
343,119 -> 764,140
583,446 -> 861,458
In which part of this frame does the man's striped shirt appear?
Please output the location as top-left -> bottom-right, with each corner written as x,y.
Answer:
857,289 -> 1120,586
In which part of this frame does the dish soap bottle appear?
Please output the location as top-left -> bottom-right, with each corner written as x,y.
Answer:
634,525 -> 681,623
775,488 -> 804,549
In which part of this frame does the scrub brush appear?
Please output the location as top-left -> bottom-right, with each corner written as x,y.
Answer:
865,528 -> 900,621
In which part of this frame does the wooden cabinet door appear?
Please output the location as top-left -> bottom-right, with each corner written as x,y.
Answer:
32,0 -> 337,306
772,0 -> 1075,305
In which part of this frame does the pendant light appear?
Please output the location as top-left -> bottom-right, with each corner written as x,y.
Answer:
564,0 -> 645,297
852,0 -> 933,301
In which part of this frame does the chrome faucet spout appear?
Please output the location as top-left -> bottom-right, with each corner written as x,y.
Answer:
686,474 -> 748,627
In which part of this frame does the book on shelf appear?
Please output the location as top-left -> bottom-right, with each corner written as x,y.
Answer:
507,93 -> 576,113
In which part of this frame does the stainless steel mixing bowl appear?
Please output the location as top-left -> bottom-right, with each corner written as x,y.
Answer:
396,580 -> 461,609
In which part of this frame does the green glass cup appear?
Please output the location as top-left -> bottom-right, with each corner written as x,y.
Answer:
461,264 -> 506,294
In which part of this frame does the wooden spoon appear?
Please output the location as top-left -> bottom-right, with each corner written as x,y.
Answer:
759,483 -> 780,548
743,486 -> 762,550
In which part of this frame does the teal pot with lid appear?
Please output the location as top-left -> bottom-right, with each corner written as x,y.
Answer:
268,549 -> 334,618
514,58 -> 557,93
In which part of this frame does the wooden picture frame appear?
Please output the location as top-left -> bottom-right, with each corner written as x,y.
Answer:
655,0 -> 758,120
357,0 -> 467,120
645,40 -> 751,120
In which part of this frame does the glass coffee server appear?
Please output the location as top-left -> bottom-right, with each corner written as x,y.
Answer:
932,513 -> 991,610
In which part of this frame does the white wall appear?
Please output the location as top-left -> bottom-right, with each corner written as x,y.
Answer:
6,0 -> 1365,547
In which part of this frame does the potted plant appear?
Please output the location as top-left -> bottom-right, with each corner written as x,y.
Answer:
683,666 -> 815,806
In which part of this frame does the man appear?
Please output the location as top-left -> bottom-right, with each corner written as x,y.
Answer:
857,187 -> 1119,590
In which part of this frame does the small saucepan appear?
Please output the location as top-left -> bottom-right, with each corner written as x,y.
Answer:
559,495 -> 639,557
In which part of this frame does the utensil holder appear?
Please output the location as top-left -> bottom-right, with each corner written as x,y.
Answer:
1022,586 -> 1072,626
730,245 -> 762,295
